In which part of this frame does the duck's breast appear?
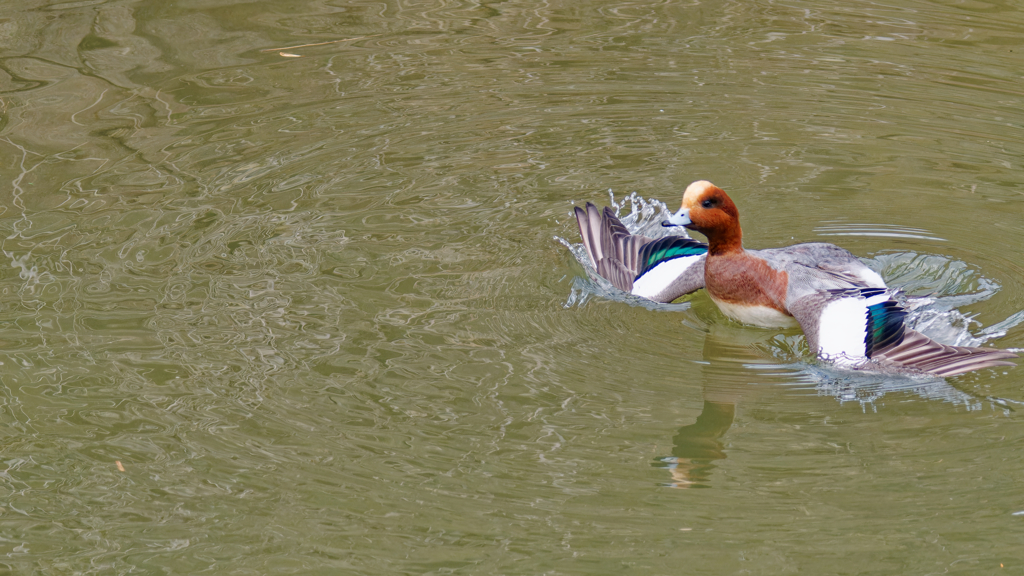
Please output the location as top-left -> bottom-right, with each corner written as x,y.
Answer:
704,253 -> 795,328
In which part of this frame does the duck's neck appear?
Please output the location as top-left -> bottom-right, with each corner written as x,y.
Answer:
706,228 -> 743,256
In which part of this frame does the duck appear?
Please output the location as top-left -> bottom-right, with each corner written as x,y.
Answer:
574,180 -> 1018,377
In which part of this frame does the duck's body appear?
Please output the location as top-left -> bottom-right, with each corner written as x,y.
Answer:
574,181 -> 1017,377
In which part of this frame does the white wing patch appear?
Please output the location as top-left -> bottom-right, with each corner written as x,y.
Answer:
816,292 -> 890,364
853,267 -> 885,288
631,256 -> 700,300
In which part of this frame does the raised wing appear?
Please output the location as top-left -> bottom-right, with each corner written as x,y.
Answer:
574,202 -> 707,303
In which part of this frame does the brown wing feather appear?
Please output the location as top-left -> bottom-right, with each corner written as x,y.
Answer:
873,329 -> 1017,377
573,203 -> 655,292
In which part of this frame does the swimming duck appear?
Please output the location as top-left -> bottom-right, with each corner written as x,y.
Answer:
574,180 -> 1018,377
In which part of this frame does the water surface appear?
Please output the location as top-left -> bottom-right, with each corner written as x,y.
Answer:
1,0 -> 1023,574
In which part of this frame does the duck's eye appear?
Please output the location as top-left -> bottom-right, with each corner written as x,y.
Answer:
701,199 -> 714,209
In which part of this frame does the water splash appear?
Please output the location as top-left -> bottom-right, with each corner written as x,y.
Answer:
557,191 -> 698,312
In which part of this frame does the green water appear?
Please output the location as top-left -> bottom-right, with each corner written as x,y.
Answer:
1,0 -> 1022,574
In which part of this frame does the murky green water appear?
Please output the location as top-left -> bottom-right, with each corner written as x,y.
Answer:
1,0 -> 1023,573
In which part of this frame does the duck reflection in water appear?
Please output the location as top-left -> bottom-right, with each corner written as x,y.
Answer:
654,318 -> 800,488
660,399 -> 735,488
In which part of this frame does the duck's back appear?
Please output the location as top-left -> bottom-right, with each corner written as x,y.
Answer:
752,242 -> 886,304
